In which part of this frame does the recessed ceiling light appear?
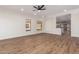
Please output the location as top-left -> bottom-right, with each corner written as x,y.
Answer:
21,8 -> 24,11
34,13 -> 36,15
38,10 -> 41,12
64,9 -> 67,12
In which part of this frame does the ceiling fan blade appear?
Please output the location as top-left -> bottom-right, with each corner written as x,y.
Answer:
38,5 -> 41,10
33,6 -> 38,9
39,5 -> 45,9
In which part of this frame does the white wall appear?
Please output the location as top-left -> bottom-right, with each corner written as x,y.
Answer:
0,9 -> 44,40
71,10 -> 79,37
44,16 -> 61,35
44,8 -> 79,37
1,8 -> 79,40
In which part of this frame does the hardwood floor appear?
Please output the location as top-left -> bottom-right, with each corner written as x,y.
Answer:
0,33 -> 79,54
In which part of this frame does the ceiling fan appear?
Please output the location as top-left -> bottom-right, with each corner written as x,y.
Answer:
33,5 -> 46,11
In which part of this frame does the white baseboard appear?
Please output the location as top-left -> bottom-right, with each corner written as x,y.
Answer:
0,32 -> 44,40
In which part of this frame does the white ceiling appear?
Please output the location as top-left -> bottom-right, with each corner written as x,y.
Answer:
0,5 -> 79,18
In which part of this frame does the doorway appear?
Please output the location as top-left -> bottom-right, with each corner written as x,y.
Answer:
56,14 -> 71,36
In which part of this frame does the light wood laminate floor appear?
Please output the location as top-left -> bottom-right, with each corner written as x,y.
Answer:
0,33 -> 79,54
